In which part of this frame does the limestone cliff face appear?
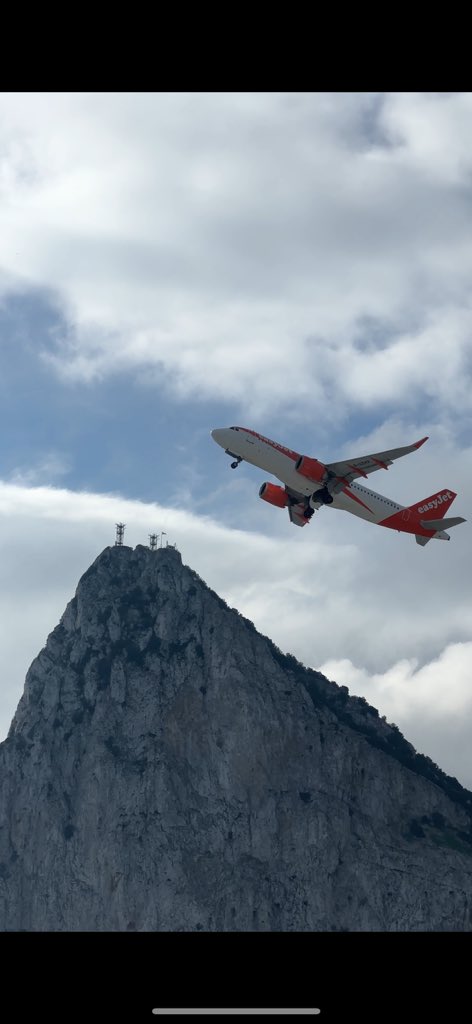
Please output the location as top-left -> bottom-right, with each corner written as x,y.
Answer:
1,544 -> 472,931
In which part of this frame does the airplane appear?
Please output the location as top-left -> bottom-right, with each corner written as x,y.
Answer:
211,427 -> 466,545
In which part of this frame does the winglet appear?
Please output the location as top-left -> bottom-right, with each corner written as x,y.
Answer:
414,436 -> 429,449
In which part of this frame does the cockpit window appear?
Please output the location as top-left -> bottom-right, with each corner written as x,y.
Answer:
230,426 -> 240,430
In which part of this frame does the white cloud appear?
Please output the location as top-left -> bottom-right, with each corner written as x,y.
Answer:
377,92 -> 472,185
320,644 -> 472,720
0,476 -> 470,788
1,92 -> 472,418
319,643 -> 472,786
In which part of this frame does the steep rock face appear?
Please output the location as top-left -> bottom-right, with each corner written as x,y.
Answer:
0,544 -> 472,931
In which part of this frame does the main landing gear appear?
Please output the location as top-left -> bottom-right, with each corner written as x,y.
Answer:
311,486 -> 334,505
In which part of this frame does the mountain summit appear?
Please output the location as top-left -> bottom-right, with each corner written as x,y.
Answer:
1,544 -> 471,931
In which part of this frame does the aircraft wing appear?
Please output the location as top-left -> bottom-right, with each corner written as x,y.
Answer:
326,436 -> 429,492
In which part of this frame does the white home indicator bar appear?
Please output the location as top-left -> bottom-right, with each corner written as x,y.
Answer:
152,1011 -> 320,1016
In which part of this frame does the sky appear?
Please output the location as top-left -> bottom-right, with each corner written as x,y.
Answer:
1,92 -> 471,787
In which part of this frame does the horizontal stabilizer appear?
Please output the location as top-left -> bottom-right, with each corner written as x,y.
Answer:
420,516 -> 466,531
416,534 -> 432,546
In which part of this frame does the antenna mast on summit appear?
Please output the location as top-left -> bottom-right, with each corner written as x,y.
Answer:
115,523 -> 125,546
149,534 -> 158,550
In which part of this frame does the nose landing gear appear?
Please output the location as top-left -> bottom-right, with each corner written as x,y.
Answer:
225,449 -> 243,469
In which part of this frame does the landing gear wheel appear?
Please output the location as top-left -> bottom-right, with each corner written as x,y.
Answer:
312,487 -> 334,505
231,460 -> 241,469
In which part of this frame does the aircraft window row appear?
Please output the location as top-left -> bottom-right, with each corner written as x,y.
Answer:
354,486 -> 395,508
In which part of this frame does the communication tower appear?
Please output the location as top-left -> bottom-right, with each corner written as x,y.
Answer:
115,523 -> 126,546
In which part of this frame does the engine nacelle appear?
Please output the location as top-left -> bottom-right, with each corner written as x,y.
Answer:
259,482 -> 288,508
294,455 -> 328,484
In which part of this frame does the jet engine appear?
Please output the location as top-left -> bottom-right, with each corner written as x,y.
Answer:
294,455 -> 328,483
259,482 -> 288,508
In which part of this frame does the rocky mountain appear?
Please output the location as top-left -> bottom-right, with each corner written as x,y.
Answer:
1,543 -> 471,931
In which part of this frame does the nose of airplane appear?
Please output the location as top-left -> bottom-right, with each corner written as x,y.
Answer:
211,428 -> 225,446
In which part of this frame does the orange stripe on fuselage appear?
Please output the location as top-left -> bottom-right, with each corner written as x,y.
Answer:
243,428 -> 299,462
342,487 -> 374,514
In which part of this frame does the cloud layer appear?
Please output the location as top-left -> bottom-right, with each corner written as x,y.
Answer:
2,92 -> 472,421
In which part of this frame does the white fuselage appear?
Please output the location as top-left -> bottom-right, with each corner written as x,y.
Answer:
211,426 -> 405,526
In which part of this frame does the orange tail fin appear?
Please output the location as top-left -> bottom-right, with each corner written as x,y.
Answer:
410,489 -> 456,520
